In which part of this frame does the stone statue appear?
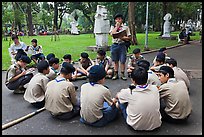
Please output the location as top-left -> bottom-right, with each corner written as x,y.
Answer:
162,13 -> 172,38
70,10 -> 79,35
94,5 -> 110,47
186,19 -> 193,35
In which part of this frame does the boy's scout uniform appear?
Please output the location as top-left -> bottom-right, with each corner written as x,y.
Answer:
80,83 -> 113,123
24,73 -> 49,103
127,55 -> 144,69
117,84 -> 162,131
173,66 -> 190,89
46,66 -> 58,80
95,56 -> 113,71
45,75 -> 77,116
159,78 -> 192,119
147,69 -> 161,87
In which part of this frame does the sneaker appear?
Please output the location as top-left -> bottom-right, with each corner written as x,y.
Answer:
112,75 -> 119,80
121,75 -> 127,81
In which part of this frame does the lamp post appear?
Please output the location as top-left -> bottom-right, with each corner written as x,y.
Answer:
144,2 -> 150,51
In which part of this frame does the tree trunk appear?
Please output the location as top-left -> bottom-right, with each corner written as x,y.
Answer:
58,17 -> 63,30
160,2 -> 167,36
27,2 -> 33,36
54,2 -> 58,31
128,2 -> 138,45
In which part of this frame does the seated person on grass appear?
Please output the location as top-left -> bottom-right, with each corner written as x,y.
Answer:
115,67 -> 162,131
46,57 -> 60,80
80,65 -> 119,127
179,28 -> 189,44
5,55 -> 33,94
24,60 -> 50,109
127,48 -> 145,77
95,49 -> 114,79
74,52 -> 94,79
25,39 -> 45,65
45,62 -> 80,120
158,66 -> 192,123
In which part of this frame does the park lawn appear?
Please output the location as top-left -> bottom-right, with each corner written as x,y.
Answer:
2,31 -> 200,70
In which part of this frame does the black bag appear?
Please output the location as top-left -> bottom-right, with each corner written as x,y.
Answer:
124,41 -> 131,52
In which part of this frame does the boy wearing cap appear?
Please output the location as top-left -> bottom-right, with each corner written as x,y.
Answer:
137,60 -> 161,87
158,66 -> 192,123
95,49 -> 114,79
116,67 -> 162,131
5,55 -> 33,94
165,58 -> 190,90
46,57 -> 60,80
74,52 -> 94,78
24,60 -> 50,108
45,62 -> 80,120
127,48 -> 145,77
25,39 -> 45,65
80,65 -> 119,127
9,34 -> 27,64
109,13 -> 132,80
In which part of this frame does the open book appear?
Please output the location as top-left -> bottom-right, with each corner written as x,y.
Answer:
26,68 -> 36,74
112,30 -> 127,39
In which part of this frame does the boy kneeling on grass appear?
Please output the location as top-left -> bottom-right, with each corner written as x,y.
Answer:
45,62 -> 80,120
80,65 -> 119,127
24,60 -> 50,108
115,67 -> 162,131
5,55 -> 33,94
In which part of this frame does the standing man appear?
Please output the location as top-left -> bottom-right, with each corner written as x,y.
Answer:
109,14 -> 131,80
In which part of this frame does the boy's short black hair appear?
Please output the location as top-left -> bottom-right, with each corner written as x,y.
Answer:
97,49 -> 106,56
133,48 -> 141,54
131,67 -> 148,85
31,39 -> 37,43
15,49 -> 27,61
48,57 -> 59,66
63,54 -> 72,60
159,66 -> 174,78
37,60 -> 49,73
19,55 -> 31,64
11,34 -> 18,40
88,65 -> 106,83
137,60 -> 150,71
46,53 -> 55,61
156,52 -> 165,63
81,52 -> 89,59
165,58 -> 177,67
159,47 -> 167,52
60,62 -> 75,75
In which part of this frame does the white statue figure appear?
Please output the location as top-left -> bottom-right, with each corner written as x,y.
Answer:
94,5 -> 110,47
162,13 -> 172,38
70,21 -> 79,35
186,19 -> 193,35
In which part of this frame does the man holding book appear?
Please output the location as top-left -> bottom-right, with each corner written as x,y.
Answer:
109,13 -> 131,80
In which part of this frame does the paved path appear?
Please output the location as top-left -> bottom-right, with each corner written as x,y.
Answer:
2,41 -> 202,135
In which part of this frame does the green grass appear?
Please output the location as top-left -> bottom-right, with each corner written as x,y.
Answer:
2,31 -> 200,70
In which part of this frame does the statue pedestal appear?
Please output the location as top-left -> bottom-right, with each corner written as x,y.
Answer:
159,36 -> 176,40
86,45 -> 110,52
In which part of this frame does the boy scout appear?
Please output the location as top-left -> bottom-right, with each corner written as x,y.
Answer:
74,52 -> 94,78
152,47 -> 171,65
158,66 -> 192,123
5,55 -> 33,94
45,62 -> 80,120
137,60 -> 161,87
24,60 -> 50,108
127,48 -> 145,77
165,58 -> 190,90
80,65 -> 118,127
95,49 -> 113,79
46,57 -> 60,80
150,52 -> 166,72
116,67 -> 162,131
